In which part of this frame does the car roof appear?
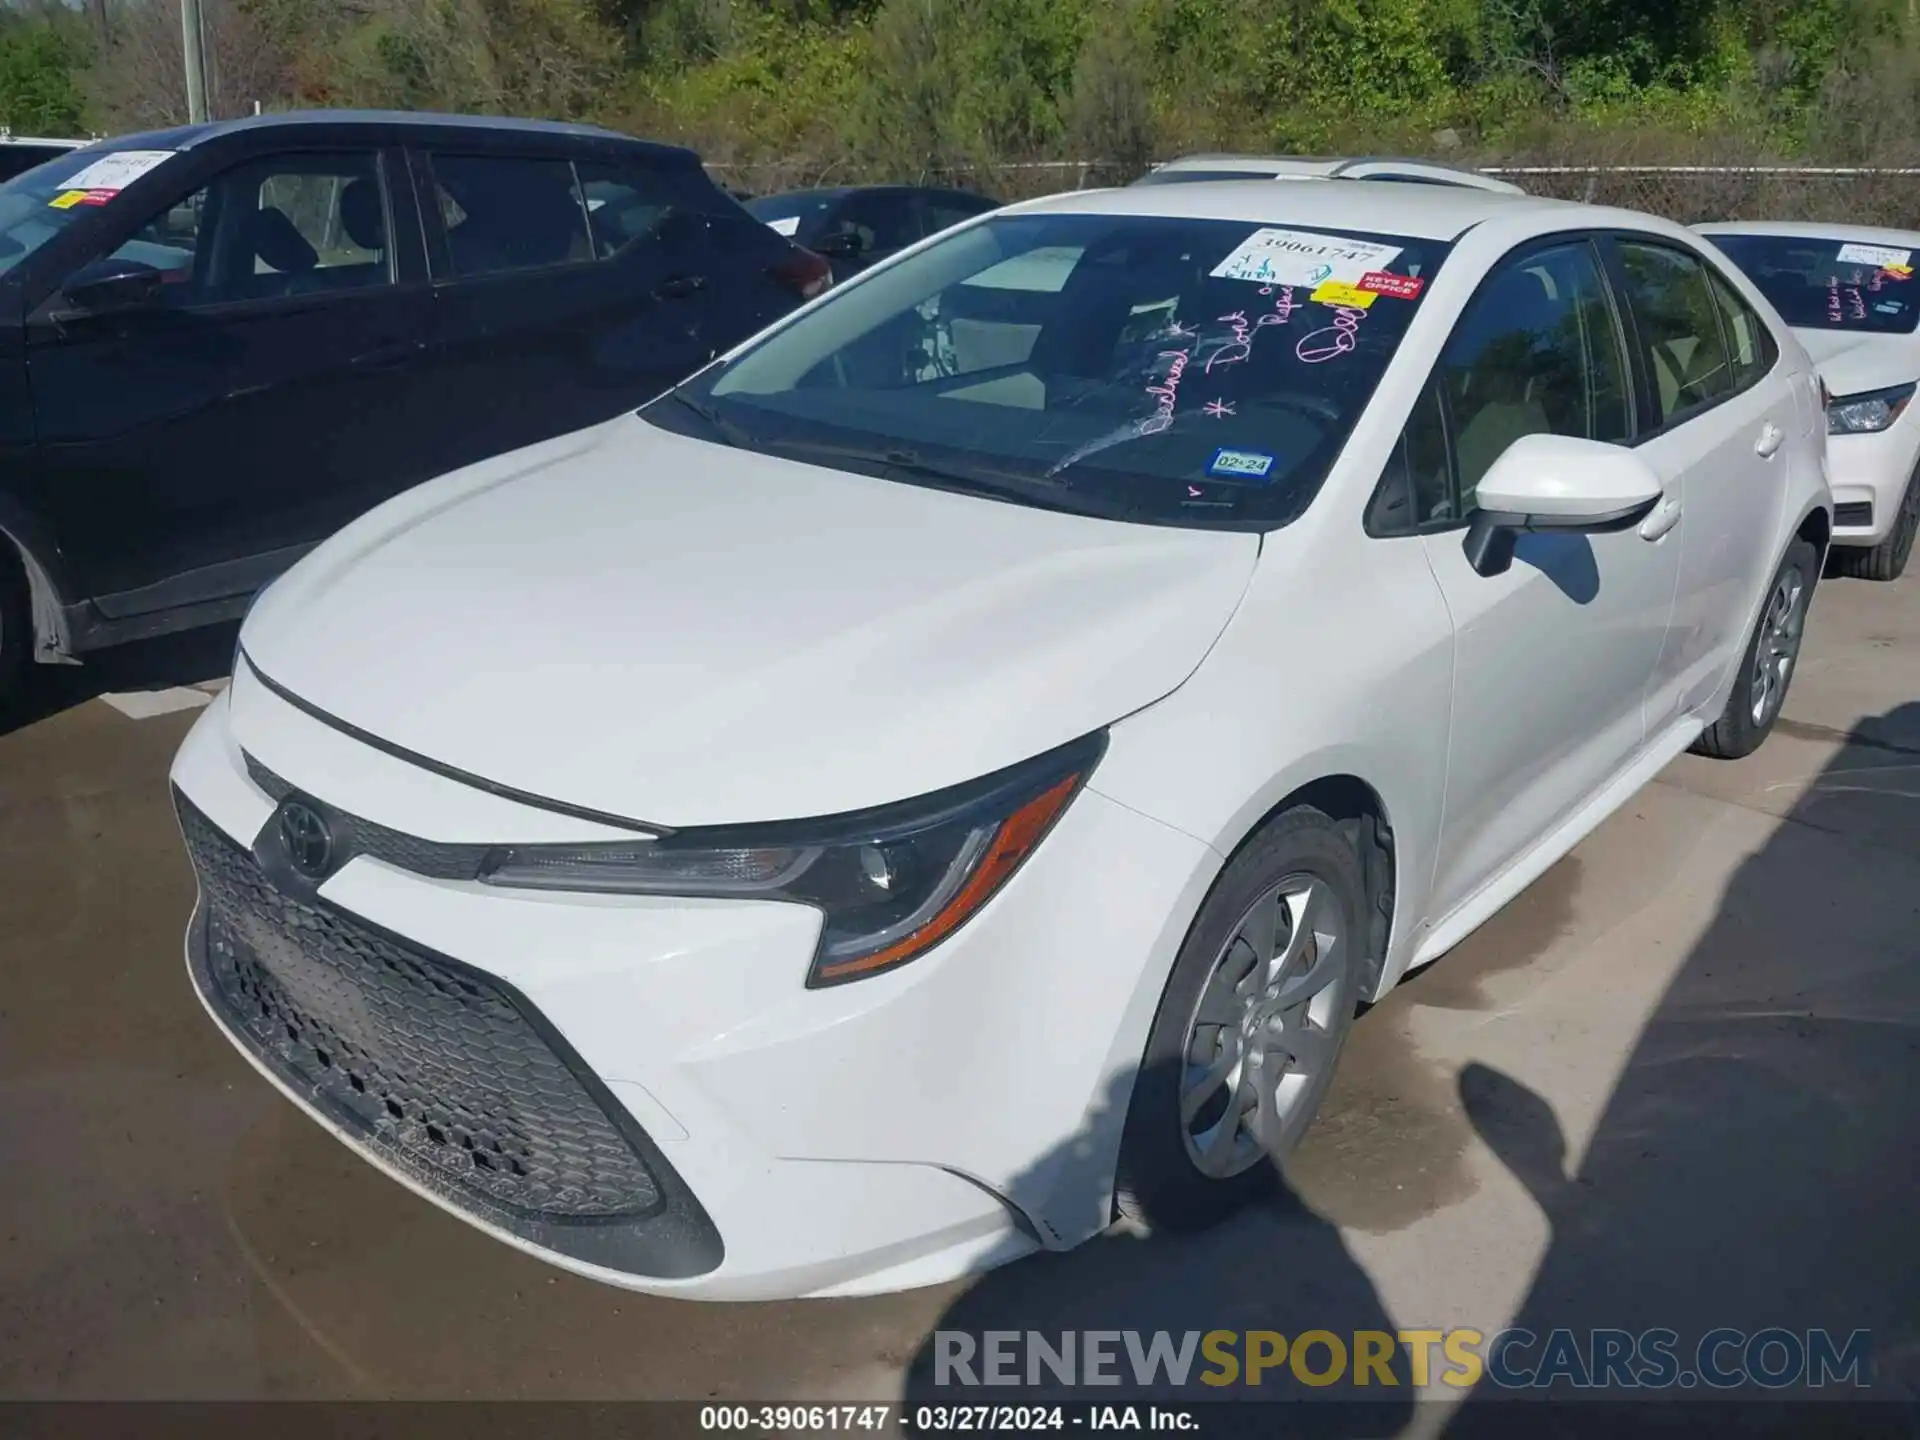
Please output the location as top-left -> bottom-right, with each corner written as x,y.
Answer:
1696,219 -> 1920,249
1004,178 -> 1570,243
1143,153 -> 1524,194
0,134 -> 84,149
79,109 -> 693,161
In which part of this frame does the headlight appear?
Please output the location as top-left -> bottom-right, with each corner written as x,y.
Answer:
478,731 -> 1107,986
1828,381 -> 1916,435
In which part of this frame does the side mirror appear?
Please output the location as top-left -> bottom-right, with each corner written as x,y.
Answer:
1463,433 -> 1664,577
815,230 -> 865,259
59,256 -> 165,316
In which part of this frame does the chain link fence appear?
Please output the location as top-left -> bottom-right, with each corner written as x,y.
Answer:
707,159 -> 1920,229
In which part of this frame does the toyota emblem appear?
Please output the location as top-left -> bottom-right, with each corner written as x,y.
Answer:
278,800 -> 334,879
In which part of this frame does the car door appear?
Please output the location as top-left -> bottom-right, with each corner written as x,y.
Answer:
1407,237 -> 1682,920
411,145 -> 784,474
1608,237 -> 1798,734
23,144 -> 435,612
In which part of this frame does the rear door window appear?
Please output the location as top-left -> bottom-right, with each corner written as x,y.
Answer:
1616,241 -> 1736,425
427,153 -> 593,278
576,158 -> 732,259
1703,267 -> 1778,391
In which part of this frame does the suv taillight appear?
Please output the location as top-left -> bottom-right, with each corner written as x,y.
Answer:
770,247 -> 833,300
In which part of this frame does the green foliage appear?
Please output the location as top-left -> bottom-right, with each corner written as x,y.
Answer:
0,12 -> 90,135
59,0 -> 1920,174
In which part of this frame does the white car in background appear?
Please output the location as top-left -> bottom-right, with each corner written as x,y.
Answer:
172,181 -> 1828,1301
1698,221 -> 1920,579
1135,153 -> 1526,194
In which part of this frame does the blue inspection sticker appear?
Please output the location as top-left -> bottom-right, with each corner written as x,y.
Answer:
1206,447 -> 1277,483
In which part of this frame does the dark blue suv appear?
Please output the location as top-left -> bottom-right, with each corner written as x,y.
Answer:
0,110 -> 829,702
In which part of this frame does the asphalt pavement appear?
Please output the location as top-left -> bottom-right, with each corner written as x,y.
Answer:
1,565 -> 1915,1415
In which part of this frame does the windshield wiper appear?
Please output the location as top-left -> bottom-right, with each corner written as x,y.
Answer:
760,438 -> 1102,514
654,391 -> 757,449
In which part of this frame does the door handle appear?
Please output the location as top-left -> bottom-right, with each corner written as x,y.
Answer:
1755,421 -> 1785,458
1639,497 -> 1683,542
654,275 -> 707,300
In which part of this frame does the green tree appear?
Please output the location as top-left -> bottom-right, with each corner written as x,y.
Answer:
0,15 -> 89,135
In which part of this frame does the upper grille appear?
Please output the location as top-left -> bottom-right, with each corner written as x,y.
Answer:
243,754 -> 494,881
180,796 -> 661,1221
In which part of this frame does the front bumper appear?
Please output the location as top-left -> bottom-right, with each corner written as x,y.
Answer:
169,667 -> 1219,1300
1827,422 -> 1919,545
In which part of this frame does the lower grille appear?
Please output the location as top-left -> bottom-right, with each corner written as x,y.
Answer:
1835,501 -> 1874,529
178,792 -> 722,1276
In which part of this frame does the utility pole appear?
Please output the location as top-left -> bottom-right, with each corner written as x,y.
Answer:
181,0 -> 209,124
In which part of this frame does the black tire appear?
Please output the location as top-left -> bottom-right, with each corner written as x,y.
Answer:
1114,805 -> 1365,1233
0,543 -> 28,714
1691,537 -> 1818,761
1829,467 -> 1919,582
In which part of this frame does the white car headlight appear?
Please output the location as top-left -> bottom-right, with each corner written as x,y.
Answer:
1828,381 -> 1916,435
479,732 -> 1105,987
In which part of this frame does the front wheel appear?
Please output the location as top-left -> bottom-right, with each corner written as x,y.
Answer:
1691,537 -> 1818,761
1114,806 -> 1365,1233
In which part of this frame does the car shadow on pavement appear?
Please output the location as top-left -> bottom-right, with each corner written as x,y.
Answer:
0,620 -> 238,737
899,1055 -> 1414,1436
904,704 -> 1920,1435
1443,701 -> 1920,1432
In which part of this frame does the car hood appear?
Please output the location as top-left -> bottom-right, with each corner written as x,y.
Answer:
1794,328 -> 1920,397
241,416 -> 1261,829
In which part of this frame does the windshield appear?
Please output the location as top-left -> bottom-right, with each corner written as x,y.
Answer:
646,211 -> 1449,530
0,146 -> 175,276
1709,232 -> 1920,336
746,192 -> 838,240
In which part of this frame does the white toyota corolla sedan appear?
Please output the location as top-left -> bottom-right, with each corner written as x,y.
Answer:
1697,221 -> 1920,578
172,182 -> 1831,1301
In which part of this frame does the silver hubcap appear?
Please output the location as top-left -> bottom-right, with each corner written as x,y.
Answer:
1178,874 -> 1349,1179
1750,567 -> 1807,727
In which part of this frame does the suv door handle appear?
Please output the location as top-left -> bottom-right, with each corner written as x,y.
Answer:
1639,498 -> 1683,542
654,275 -> 707,300
1755,421 -> 1785,458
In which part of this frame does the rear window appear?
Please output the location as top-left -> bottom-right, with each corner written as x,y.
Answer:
1708,232 -> 1920,335
746,191 -> 838,239
648,210 -> 1450,531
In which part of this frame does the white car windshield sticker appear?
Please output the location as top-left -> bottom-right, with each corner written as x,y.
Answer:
1837,242 -> 1912,270
62,150 -> 173,194
767,216 -> 801,237
1210,228 -> 1403,287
